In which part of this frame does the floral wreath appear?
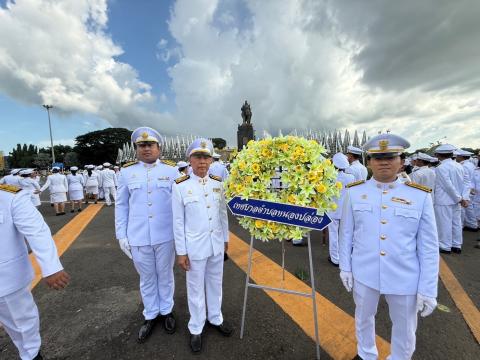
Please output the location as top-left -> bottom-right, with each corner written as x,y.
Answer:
224,136 -> 341,241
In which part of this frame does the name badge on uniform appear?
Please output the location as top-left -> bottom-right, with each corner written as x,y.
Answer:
187,190 -> 193,195
391,197 -> 412,205
213,188 -> 221,193
158,176 -> 170,181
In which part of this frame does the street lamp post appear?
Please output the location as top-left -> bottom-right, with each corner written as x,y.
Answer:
42,104 -> 55,164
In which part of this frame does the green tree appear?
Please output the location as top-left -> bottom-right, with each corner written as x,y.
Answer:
212,138 -> 227,150
9,143 -> 38,168
64,152 -> 79,167
33,153 -> 52,169
39,145 -> 73,163
74,128 -> 132,165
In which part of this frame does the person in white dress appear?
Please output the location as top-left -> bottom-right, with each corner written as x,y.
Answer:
84,165 -> 100,204
67,166 -> 85,213
18,169 -> 41,207
40,167 -> 68,216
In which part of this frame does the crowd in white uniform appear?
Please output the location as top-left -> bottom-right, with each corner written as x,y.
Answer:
1,126 -> 478,360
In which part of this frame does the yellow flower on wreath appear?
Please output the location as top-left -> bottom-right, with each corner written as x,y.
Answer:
251,163 -> 261,173
315,183 -> 327,194
255,219 -> 266,229
335,181 -> 343,190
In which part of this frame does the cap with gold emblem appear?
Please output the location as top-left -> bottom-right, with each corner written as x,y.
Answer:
131,126 -> 163,144
186,138 -> 214,157
363,133 -> 410,158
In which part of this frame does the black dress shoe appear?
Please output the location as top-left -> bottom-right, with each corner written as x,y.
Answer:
162,312 -> 176,334
78,208 -> 82,212
190,334 -> 202,353
451,247 -> 462,254
137,319 -> 157,343
207,321 -> 233,337
33,352 -> 43,360
352,355 -> 363,360
463,226 -> 478,232
70,209 -> 75,213
439,248 -> 451,254
327,256 -> 339,267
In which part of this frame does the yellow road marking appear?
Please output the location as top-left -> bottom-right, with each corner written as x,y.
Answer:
228,232 -> 391,359
29,204 -> 104,289
439,258 -> 480,343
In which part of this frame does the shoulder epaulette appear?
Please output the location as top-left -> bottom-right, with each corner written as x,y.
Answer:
162,159 -> 177,167
175,175 -> 190,184
209,174 -> 222,182
405,181 -> 432,193
122,161 -> 138,168
346,180 -> 365,188
0,184 -> 22,194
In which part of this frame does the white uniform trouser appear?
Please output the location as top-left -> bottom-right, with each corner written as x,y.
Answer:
474,202 -> 480,222
186,252 -> 224,335
327,219 -> 340,264
131,242 -> 175,320
353,281 -> 417,360
103,186 -> 116,206
0,286 -> 41,360
434,204 -> 462,250
98,187 -> 104,199
462,203 -> 478,229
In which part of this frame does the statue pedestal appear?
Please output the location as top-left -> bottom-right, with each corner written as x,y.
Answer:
237,124 -> 255,150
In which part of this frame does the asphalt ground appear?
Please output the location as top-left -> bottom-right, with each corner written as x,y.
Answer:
1,201 -> 479,360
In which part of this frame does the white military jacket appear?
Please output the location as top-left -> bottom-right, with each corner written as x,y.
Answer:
101,168 -> 118,188
339,178 -> 439,298
172,173 -> 229,261
209,162 -> 229,181
329,171 -> 355,220
460,160 -> 475,200
0,174 -> 21,186
434,158 -> 464,205
346,160 -> 368,181
410,166 -> 436,192
67,173 -> 85,191
40,173 -> 68,194
472,168 -> 480,203
0,186 -> 63,297
115,160 -> 178,246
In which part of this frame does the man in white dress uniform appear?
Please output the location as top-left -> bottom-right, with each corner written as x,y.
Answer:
101,162 -> 118,207
172,138 -> 232,353
410,153 -> 436,199
0,184 -> 70,360
339,133 -> 439,360
454,149 -> 477,231
434,144 -> 466,254
327,153 -> 355,267
208,152 -> 229,181
346,145 -> 368,181
115,127 -> 178,343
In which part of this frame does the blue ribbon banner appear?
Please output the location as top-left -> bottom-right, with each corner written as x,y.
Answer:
227,196 -> 332,231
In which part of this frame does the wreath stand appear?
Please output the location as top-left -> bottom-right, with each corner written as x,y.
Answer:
239,231 -> 321,360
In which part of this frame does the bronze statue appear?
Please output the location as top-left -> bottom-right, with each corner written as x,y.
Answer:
241,100 -> 252,125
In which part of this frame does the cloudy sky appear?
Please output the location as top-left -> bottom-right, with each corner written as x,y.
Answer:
1,0 -> 479,153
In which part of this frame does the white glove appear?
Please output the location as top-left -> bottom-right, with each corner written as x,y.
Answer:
118,238 -> 132,259
416,293 -> 437,317
339,271 -> 353,292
